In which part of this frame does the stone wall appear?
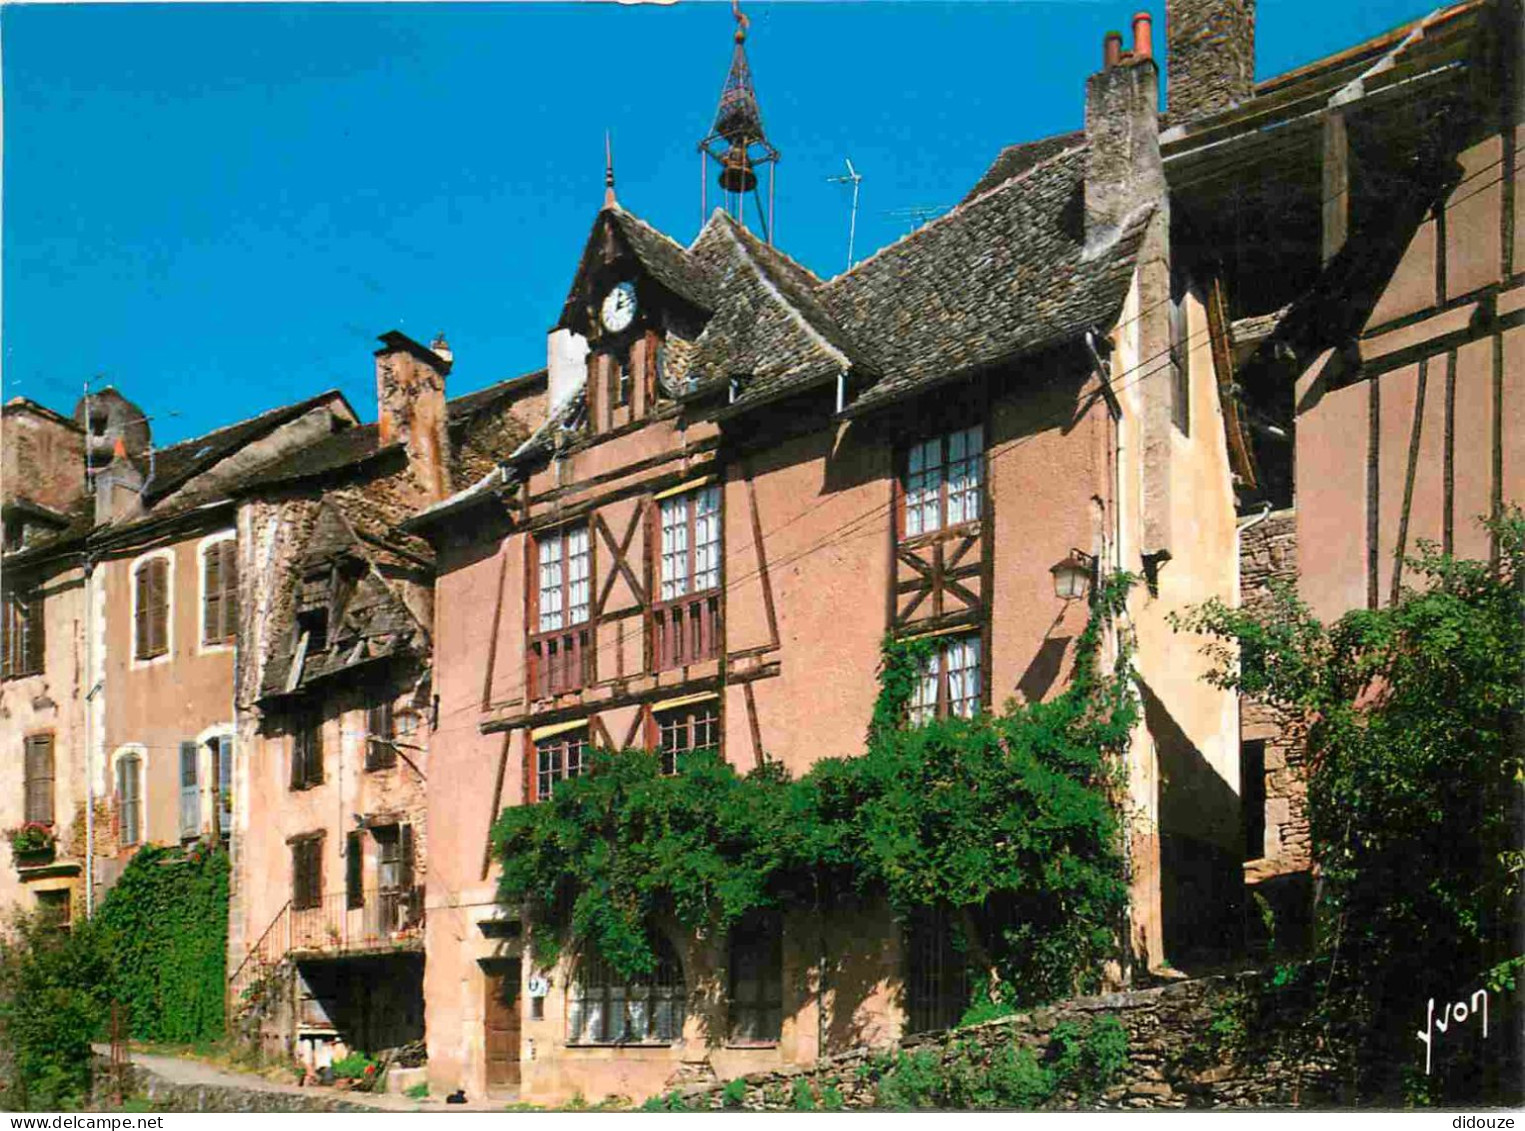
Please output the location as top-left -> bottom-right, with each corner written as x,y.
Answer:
679,972 -> 1345,1111
1238,509 -> 1313,952
1165,0 -> 1256,124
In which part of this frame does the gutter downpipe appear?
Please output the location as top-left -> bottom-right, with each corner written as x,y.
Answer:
83,554 -> 98,919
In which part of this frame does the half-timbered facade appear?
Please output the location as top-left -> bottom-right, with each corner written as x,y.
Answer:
413,4 -> 1247,1103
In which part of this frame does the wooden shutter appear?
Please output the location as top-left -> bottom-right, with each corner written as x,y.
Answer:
151,559 -> 168,657
203,546 -> 222,645
219,542 -> 239,642
2,589 -> 15,679
134,565 -> 150,658
346,831 -> 364,909
24,734 -> 54,825
366,699 -> 395,770
399,823 -> 415,893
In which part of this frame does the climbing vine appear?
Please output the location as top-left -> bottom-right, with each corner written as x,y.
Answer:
93,843 -> 230,1044
494,572 -> 1137,1011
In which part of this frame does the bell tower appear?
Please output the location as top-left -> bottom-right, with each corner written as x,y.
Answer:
698,0 -> 779,242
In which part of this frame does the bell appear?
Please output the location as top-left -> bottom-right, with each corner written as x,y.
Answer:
718,145 -> 757,194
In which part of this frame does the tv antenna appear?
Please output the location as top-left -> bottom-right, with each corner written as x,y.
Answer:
886,203 -> 950,232
827,158 -> 863,270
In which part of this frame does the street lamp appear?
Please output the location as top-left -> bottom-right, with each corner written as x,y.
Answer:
1050,550 -> 1097,602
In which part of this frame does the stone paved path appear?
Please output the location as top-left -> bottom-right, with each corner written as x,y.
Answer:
91,1046 -> 509,1112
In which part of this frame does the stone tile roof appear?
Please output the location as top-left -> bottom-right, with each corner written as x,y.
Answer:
679,212 -> 870,408
143,390 -> 352,504
531,138 -> 1149,433
447,369 -> 547,425
823,144 -> 1149,415
609,207 -> 717,313
232,423 -> 391,493
961,130 -> 1086,204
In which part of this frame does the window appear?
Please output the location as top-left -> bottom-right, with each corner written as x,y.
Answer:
1241,740 -> 1267,862
653,485 -> 722,670
614,361 -> 632,408
532,525 -> 592,697
728,911 -> 783,1044
535,731 -> 587,802
537,526 -> 591,633
36,890 -> 71,932
202,539 -> 238,646
178,740 -> 200,840
365,697 -> 397,770
659,486 -> 721,600
23,734 -> 54,826
291,835 -> 323,911
210,735 -> 233,843
290,707 -> 324,790
569,935 -> 686,1045
3,583 -> 45,679
903,425 -> 983,538
116,754 -> 143,848
908,633 -> 983,725
656,702 -> 720,775
3,515 -> 24,552
296,607 -> 329,655
345,830 -> 364,910
133,557 -> 170,660
905,906 -> 969,1035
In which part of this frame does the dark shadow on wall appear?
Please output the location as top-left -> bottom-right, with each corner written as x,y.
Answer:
1017,635 -> 1072,705
297,953 -> 425,1053
1138,678 -> 1244,970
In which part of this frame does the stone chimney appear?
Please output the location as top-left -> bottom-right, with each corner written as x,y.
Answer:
94,436 -> 145,524
1165,0 -> 1256,123
547,327 -> 590,422
375,330 -> 451,503
1084,13 -> 1164,250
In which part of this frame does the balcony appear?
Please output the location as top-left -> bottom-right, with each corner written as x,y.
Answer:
288,887 -> 424,957
531,626 -> 590,699
653,591 -> 719,671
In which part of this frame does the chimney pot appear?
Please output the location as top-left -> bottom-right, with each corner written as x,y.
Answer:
1104,30 -> 1124,69
1132,11 -> 1153,60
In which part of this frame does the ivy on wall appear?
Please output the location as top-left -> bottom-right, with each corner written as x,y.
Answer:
493,573 -> 1137,1012
94,843 -> 229,1044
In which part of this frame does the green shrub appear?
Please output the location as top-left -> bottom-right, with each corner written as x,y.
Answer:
721,1077 -> 747,1109
0,912 -> 109,1110
330,1051 -> 378,1081
404,1081 -> 429,1100
790,1076 -> 816,1111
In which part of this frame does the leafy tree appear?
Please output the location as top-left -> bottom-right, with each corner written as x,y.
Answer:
1173,512 -> 1525,1103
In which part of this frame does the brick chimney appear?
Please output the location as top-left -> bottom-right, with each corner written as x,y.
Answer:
375,331 -> 451,502
1165,0 -> 1256,123
1084,13 -> 1164,250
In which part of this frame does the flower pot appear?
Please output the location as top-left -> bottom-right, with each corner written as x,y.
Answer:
14,846 -> 55,868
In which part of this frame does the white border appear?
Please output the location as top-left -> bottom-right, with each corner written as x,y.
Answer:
196,529 -> 238,655
128,548 -> 175,669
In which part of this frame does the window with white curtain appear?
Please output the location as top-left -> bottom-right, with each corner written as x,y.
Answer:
904,424 -> 984,538
537,525 -> 591,633
659,485 -> 721,601
908,633 -> 983,725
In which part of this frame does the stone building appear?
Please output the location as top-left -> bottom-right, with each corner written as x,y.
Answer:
1,385 -> 358,922
407,3 -> 1253,1103
1159,0 -> 1522,936
224,334 -> 544,1072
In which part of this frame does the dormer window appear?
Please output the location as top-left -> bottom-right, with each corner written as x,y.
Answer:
297,607 -> 329,655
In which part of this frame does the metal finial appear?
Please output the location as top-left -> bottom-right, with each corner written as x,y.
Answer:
604,130 -> 616,208
732,0 -> 748,43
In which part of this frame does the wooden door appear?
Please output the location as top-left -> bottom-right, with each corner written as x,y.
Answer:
483,959 -> 522,1091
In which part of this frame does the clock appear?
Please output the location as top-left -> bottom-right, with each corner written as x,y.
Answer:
600,281 -> 637,333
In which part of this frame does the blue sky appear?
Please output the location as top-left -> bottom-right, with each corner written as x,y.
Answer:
4,0 -> 1431,446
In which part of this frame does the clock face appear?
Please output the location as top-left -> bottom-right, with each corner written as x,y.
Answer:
601,281 -> 637,333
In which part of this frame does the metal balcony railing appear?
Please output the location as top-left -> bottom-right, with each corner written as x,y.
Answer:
288,887 -> 425,954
